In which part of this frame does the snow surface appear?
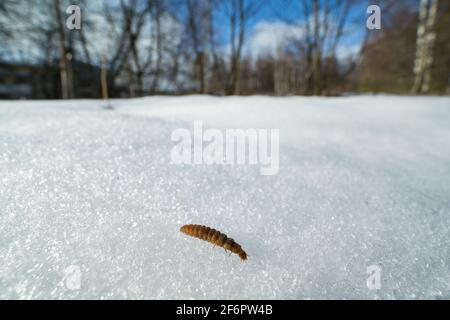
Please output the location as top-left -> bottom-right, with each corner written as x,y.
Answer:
0,95 -> 449,299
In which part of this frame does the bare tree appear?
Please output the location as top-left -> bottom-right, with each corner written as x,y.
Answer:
184,0 -> 214,93
149,0 -> 163,93
222,0 -> 263,95
272,0 -> 356,95
99,0 -> 183,96
303,0 -> 354,95
100,0 -> 150,97
123,0 -> 153,96
0,0 -> 18,39
53,0 -> 74,99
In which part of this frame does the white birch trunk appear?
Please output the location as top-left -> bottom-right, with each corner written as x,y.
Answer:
412,0 -> 439,94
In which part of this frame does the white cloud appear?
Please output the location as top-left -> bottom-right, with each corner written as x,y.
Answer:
246,19 -> 361,63
336,44 -> 361,60
246,20 -> 304,58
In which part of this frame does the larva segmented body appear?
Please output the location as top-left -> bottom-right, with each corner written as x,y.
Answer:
180,224 -> 248,261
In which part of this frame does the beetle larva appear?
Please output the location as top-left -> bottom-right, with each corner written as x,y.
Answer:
180,224 -> 248,261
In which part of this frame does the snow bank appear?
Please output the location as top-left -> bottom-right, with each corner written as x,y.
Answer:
0,95 -> 449,299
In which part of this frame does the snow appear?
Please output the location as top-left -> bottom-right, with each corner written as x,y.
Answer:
0,95 -> 449,299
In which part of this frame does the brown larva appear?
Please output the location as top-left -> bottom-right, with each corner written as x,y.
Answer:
180,224 -> 248,261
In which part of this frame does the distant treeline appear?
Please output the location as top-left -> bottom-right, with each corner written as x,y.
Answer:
0,0 -> 449,99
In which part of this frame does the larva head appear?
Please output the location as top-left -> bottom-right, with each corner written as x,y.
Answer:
229,241 -> 248,261
238,251 -> 248,261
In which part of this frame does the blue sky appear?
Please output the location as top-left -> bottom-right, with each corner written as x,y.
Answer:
213,0 -> 375,57
263,0 -> 369,43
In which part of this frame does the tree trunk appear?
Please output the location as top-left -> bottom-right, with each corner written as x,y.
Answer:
198,52 -> 206,93
234,0 -> 245,95
53,0 -> 72,99
101,58 -> 109,100
226,0 -> 245,95
412,0 -> 439,94
101,56 -> 113,109
312,0 -> 322,95
151,0 -> 162,93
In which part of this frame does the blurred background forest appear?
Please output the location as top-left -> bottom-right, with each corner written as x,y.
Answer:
0,0 -> 449,99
